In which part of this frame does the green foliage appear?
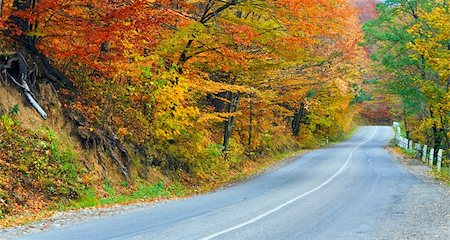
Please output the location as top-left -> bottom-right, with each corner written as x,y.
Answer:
68,182 -> 185,209
121,181 -> 130,188
141,66 -> 153,79
132,182 -> 169,199
8,104 -> 19,117
70,188 -> 98,209
0,114 -> 17,134
351,87 -> 373,104
306,89 -> 317,98
363,0 -> 449,152
103,183 -> 116,196
206,144 -> 224,158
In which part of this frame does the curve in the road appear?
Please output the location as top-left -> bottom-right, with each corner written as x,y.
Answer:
17,126 -> 421,240
200,127 -> 378,240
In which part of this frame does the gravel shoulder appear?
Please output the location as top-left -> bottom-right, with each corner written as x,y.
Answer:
0,200 -> 171,240
368,147 -> 450,240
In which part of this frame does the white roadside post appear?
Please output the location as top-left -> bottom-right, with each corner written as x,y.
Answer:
422,145 -> 428,163
429,148 -> 434,166
436,149 -> 443,172
415,143 -> 421,157
408,140 -> 413,150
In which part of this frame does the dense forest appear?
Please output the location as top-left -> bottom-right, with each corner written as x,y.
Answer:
0,0 -> 448,225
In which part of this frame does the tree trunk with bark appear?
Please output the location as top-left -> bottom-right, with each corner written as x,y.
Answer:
223,91 -> 240,152
248,98 -> 253,148
0,0 -> 3,17
292,102 -> 305,136
403,110 -> 410,139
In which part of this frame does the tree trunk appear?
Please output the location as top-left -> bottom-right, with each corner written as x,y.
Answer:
178,39 -> 194,68
441,115 -> 450,153
223,91 -> 240,152
0,0 -> 3,17
403,110 -> 409,139
429,109 -> 440,155
292,102 -> 305,136
12,0 -> 37,45
248,98 -> 253,148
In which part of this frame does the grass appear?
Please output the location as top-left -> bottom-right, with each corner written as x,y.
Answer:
65,182 -> 186,210
431,166 -> 450,185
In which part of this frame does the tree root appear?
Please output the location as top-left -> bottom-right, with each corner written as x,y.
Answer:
77,125 -> 131,182
0,50 -> 48,119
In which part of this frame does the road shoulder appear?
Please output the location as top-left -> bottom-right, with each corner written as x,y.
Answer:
369,147 -> 450,240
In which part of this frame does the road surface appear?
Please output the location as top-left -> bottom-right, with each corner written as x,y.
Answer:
19,126 -> 421,240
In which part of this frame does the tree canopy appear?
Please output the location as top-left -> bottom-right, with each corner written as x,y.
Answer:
363,0 -> 449,153
0,0 -> 378,220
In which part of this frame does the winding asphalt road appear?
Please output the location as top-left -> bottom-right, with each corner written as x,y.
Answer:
19,126 -> 420,240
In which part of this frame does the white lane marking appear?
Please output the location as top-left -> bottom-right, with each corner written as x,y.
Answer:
200,127 -> 378,240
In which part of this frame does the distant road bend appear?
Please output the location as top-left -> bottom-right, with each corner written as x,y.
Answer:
19,126 -> 421,240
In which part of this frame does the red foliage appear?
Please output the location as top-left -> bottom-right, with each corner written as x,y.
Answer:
352,0 -> 379,23
361,102 -> 393,124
